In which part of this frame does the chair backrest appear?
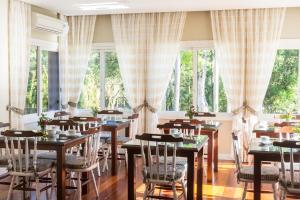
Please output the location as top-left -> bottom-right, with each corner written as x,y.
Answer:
273,140 -> 300,190
127,113 -> 139,138
41,119 -> 82,131
2,130 -> 44,173
157,122 -> 197,137
81,126 -> 102,167
170,119 -> 204,125
232,132 -> 242,173
54,111 -> 70,120
136,133 -> 183,183
70,117 -> 101,131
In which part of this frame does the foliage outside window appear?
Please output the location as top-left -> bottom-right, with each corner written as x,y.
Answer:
78,52 -> 100,109
164,49 -> 227,112
25,47 -> 38,114
263,49 -> 299,113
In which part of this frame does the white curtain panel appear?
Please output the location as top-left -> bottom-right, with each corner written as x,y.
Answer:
8,0 -> 31,129
58,14 -> 70,111
145,12 -> 186,133
111,12 -> 186,134
211,8 -> 285,160
111,14 -> 147,134
65,15 -> 96,114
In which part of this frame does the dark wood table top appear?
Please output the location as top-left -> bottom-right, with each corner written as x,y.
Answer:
122,135 -> 209,152
248,138 -> 281,155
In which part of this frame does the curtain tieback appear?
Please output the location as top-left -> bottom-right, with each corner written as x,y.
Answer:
231,101 -> 257,116
61,101 -> 77,109
133,100 -> 157,114
6,105 -> 25,115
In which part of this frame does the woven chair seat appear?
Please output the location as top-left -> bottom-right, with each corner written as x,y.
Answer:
107,136 -> 131,145
9,158 -> 54,173
144,163 -> 186,182
238,165 -> 279,182
279,173 -> 300,194
65,155 -> 98,170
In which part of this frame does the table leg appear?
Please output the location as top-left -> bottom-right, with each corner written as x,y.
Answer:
125,124 -> 130,138
187,154 -> 195,200
213,130 -> 218,172
253,155 -> 262,200
56,147 -> 66,200
111,128 -> 118,176
127,150 -> 135,200
207,134 -> 213,182
197,149 -> 204,200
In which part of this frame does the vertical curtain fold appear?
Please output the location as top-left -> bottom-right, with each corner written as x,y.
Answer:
111,12 -> 186,134
8,0 -> 31,129
59,15 -> 96,114
211,8 -> 286,160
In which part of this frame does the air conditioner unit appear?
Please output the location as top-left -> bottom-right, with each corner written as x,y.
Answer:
32,12 -> 69,35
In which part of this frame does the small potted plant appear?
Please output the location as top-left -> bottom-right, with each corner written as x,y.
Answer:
185,105 -> 196,120
91,106 -> 100,117
292,126 -> 300,140
281,112 -> 293,122
38,113 -> 50,135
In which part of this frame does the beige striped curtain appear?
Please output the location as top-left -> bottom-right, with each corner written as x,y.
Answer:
59,15 -> 96,115
211,8 -> 285,160
111,12 -> 186,134
8,0 -> 31,129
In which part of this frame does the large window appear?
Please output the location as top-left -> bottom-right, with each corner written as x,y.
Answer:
164,48 -> 227,112
263,49 -> 299,113
79,51 -> 129,110
25,46 -> 59,115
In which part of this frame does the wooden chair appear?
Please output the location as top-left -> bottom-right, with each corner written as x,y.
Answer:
40,119 -> 82,131
232,131 -> 279,200
2,130 -> 55,200
65,126 -> 101,200
273,140 -> 300,199
136,133 -> 187,200
70,117 -> 108,175
157,122 -> 197,138
0,123 -> 11,185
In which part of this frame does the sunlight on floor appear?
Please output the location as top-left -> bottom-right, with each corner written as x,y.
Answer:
202,184 -> 243,199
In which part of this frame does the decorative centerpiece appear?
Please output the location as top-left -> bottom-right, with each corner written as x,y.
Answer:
185,105 -> 196,120
38,113 -> 50,136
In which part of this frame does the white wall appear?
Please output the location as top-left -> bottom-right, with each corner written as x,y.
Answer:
0,0 -> 9,123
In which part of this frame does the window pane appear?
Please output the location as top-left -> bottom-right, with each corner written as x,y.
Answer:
263,49 -> 299,113
41,50 -> 59,112
105,52 -> 129,109
197,49 -> 214,112
25,47 -> 38,114
78,52 -> 100,109
219,78 -> 228,112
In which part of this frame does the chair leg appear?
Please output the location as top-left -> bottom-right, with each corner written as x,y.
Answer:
50,169 -> 56,198
102,150 -> 109,173
35,177 -> 41,200
125,149 -> 128,168
77,172 -> 82,200
97,164 -> 101,177
242,182 -> 248,200
280,190 -> 286,200
7,176 -> 15,200
91,170 -> 99,198
172,183 -> 178,200
272,183 -> 278,200
181,179 -> 187,200
143,183 -> 149,200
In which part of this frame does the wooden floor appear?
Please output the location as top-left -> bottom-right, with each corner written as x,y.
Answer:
0,160 -> 297,200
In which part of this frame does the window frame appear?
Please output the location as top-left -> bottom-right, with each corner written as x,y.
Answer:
23,39 -> 59,124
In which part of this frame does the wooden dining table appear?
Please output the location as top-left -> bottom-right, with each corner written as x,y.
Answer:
0,134 -> 88,200
168,120 -> 221,182
247,138 -> 300,200
122,135 -> 209,200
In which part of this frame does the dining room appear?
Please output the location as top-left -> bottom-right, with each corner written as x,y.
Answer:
1,0 -> 300,200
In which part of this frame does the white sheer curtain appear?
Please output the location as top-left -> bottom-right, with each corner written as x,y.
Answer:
111,12 -> 186,134
8,0 -> 31,129
211,8 -> 285,160
59,15 -> 96,114
146,12 -> 186,133
111,14 -> 147,134
58,14 -> 70,111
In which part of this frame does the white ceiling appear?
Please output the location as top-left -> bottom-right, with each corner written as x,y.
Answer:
23,0 -> 300,16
